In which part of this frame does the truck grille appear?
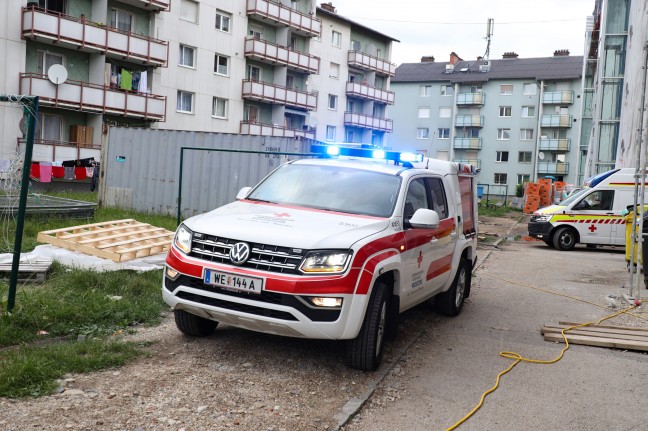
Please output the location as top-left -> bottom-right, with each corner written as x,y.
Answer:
189,233 -> 307,274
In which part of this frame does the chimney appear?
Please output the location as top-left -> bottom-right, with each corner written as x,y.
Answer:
421,55 -> 435,63
449,52 -> 462,65
502,52 -> 519,59
320,2 -> 336,13
476,56 -> 483,61
553,49 -> 570,57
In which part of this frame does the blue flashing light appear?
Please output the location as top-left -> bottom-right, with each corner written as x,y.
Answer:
399,152 -> 423,163
326,146 -> 340,156
585,168 -> 620,188
372,150 -> 386,159
310,144 -> 423,165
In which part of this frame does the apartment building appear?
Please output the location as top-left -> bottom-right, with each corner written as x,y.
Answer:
0,0 -> 398,169
389,52 -> 583,194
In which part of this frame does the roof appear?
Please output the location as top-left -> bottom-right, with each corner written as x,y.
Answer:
316,7 -> 400,43
392,55 -> 584,83
293,156 -> 458,176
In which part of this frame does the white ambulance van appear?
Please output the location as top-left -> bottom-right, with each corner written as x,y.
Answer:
528,168 -> 648,250
163,145 -> 478,371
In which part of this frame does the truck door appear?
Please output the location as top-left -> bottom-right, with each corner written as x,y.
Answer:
571,189 -> 615,244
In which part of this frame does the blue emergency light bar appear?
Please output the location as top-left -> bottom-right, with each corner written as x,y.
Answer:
311,144 -> 423,164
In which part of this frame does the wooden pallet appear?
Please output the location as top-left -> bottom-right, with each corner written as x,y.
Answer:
541,322 -> 648,352
37,219 -> 174,262
0,261 -> 52,282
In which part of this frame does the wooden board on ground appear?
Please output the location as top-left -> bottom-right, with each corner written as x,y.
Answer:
541,322 -> 648,352
37,219 -> 174,262
0,261 -> 52,282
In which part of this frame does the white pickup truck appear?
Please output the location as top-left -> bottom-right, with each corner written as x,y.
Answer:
163,146 -> 478,370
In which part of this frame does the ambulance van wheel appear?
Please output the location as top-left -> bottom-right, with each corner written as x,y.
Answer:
174,309 -> 218,337
435,257 -> 470,316
346,280 -> 389,371
553,227 -> 577,251
543,238 -> 554,248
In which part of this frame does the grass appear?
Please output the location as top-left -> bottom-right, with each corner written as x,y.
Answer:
0,191 -> 173,398
478,204 -> 522,218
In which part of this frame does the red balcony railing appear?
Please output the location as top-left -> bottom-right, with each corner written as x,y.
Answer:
246,0 -> 321,37
345,82 -> 394,105
242,80 -> 317,110
344,112 -> 393,132
20,73 -> 166,121
245,37 -> 319,74
240,121 -> 315,139
347,51 -> 396,77
22,7 -> 168,67
18,138 -> 101,163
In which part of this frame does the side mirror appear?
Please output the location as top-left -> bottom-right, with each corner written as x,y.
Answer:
409,208 -> 440,229
236,187 -> 253,200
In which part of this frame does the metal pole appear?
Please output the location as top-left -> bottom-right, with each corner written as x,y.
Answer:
7,96 -> 38,312
176,147 -> 184,227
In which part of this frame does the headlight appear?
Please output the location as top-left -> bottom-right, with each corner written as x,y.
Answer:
532,214 -> 551,223
174,224 -> 193,254
300,250 -> 352,274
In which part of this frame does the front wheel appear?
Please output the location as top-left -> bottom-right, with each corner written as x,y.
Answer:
174,309 -> 218,337
346,280 -> 389,371
435,257 -> 470,316
552,227 -> 577,251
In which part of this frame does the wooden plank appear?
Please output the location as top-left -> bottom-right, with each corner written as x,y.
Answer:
0,261 -> 52,282
544,324 -> 648,338
542,327 -> 648,343
57,223 -> 153,241
38,219 -> 136,235
76,228 -> 167,245
559,321 -> 648,333
544,333 -> 648,352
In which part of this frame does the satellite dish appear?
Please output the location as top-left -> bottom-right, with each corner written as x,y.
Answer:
538,152 -> 545,160
47,64 -> 68,85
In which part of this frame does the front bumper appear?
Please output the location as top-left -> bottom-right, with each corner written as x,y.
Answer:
528,221 -> 553,239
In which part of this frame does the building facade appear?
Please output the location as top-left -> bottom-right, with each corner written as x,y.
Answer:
0,1 -> 397,169
389,52 -> 583,194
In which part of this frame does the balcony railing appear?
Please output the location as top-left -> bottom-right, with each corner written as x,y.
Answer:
22,7 -> 168,66
242,80 -> 317,110
20,73 -> 166,121
118,0 -> 170,12
347,51 -> 396,77
453,138 -> 482,150
345,82 -> 394,105
543,91 -> 574,104
245,36 -> 319,74
18,138 -> 100,164
539,138 -> 571,152
246,0 -> 321,37
453,159 -> 481,169
344,112 -> 393,132
541,114 -> 573,128
538,162 -> 569,175
456,93 -> 485,106
455,115 -> 484,128
240,121 -> 315,139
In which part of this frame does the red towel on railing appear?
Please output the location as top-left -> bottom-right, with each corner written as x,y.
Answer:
75,167 -> 87,180
52,166 -> 64,178
30,163 -> 40,180
40,162 -> 52,183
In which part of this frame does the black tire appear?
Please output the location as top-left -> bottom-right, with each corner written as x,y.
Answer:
346,280 -> 389,371
174,309 -> 218,337
435,257 -> 470,316
543,238 -> 554,248
553,227 -> 577,251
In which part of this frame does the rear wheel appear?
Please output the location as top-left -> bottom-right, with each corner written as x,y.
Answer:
347,280 -> 389,371
435,257 -> 470,316
174,309 -> 218,337
553,227 -> 577,251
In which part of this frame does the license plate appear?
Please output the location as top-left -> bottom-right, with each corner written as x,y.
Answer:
204,269 -> 263,294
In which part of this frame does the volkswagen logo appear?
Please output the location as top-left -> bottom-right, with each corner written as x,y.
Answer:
229,242 -> 251,265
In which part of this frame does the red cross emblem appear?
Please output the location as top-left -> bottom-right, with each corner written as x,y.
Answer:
589,224 -> 597,233
417,251 -> 423,268
274,213 -> 291,218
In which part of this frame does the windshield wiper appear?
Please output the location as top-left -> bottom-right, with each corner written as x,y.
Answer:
246,197 -> 276,204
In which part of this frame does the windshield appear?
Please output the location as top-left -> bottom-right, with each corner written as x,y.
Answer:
559,188 -> 589,206
247,163 -> 401,217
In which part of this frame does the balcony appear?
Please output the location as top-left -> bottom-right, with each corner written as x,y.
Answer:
453,138 -> 482,150
347,51 -> 396,77
455,115 -> 484,128
116,0 -> 170,12
22,7 -> 168,67
456,93 -> 485,106
344,112 -> 393,133
453,159 -> 481,169
245,37 -> 319,74
539,138 -> 571,152
538,162 -> 569,175
242,80 -> 317,110
541,114 -> 573,128
246,0 -> 321,37
240,121 -> 315,139
20,73 -> 166,121
543,91 -> 574,104
345,82 -> 394,105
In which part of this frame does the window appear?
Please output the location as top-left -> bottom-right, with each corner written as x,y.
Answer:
39,113 -> 62,141
178,45 -> 195,68
499,106 -> 512,117
345,129 -> 355,143
176,90 -> 194,113
417,128 -> 430,139
429,178 -> 448,219
517,174 -> 531,185
522,106 -> 535,117
247,105 -> 259,122
497,128 -> 510,140
438,128 -> 450,139
404,179 -> 429,221
418,107 -> 430,118
215,10 -> 231,32
39,0 -> 65,13
523,83 -> 537,95
326,125 -> 336,141
439,107 -> 452,118
212,97 -> 227,118
520,129 -> 534,140
37,51 -> 63,74
286,74 -> 295,89
328,94 -> 337,110
494,173 -> 508,185
249,27 -> 263,40
420,85 -> 432,97
470,85 -> 482,93
500,84 -> 513,95
496,151 -> 509,162
214,54 -> 229,76
518,151 -> 532,163
180,0 -> 198,23
347,99 -> 355,112
350,39 -> 361,51
330,62 -> 339,79
247,65 -> 260,81
332,30 -> 341,48
441,85 -> 454,96
111,9 -> 133,32
582,190 -> 614,210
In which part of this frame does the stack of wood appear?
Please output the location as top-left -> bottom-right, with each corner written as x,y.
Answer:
541,322 -> 648,352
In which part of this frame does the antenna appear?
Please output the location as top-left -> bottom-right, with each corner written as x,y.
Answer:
483,18 -> 494,61
47,64 -> 68,85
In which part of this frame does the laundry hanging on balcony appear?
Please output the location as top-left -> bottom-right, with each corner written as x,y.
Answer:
30,158 -> 97,183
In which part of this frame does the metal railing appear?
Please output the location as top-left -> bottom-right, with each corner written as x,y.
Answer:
242,80 -> 317,110
244,36 -> 320,74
